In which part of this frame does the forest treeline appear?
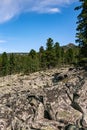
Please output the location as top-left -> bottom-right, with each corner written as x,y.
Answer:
0,38 -> 79,76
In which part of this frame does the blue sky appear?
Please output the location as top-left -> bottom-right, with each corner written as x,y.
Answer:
0,0 -> 79,53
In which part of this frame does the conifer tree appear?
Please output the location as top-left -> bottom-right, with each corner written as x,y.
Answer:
39,46 -> 46,69
65,48 -> 74,64
29,49 -> 40,72
46,38 -> 55,68
75,0 -> 87,59
1,52 -> 8,76
54,42 -> 61,65
8,53 -> 15,74
60,48 -> 65,65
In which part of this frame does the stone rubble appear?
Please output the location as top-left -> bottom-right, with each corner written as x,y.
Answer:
0,67 -> 87,130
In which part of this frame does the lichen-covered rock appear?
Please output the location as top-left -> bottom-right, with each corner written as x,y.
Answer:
0,67 -> 87,130
41,125 -> 58,130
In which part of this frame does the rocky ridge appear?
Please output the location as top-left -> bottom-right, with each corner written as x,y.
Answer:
0,67 -> 87,130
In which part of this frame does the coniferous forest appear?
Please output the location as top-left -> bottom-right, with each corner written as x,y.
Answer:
0,39 -> 79,76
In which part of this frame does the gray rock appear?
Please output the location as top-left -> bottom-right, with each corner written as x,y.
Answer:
0,67 -> 87,130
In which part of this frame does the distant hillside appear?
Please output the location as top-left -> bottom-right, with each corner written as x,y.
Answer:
62,43 -> 78,52
62,43 -> 76,48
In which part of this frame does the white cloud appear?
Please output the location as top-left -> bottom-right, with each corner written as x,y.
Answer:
0,0 -> 77,23
46,8 -> 60,13
0,40 -> 7,43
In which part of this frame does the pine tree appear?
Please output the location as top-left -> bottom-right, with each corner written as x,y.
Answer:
65,48 -> 74,64
46,38 -> 56,68
75,0 -> 87,59
54,42 -> 61,66
28,49 -> 40,72
29,49 -> 37,59
8,53 -> 15,75
39,46 -> 46,69
1,52 -> 8,76
60,48 -> 65,65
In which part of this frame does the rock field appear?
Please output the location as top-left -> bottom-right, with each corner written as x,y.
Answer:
0,67 -> 87,130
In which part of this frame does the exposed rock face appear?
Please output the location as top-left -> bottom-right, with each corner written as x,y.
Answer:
0,67 -> 87,130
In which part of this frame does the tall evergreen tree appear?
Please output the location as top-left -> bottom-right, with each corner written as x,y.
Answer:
29,49 -> 37,59
60,48 -> 65,65
8,53 -> 15,75
54,42 -> 61,65
46,38 -> 55,68
1,52 -> 8,76
75,0 -> 87,59
39,46 -> 46,69
14,54 -> 23,73
28,49 -> 40,72
65,48 -> 74,64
